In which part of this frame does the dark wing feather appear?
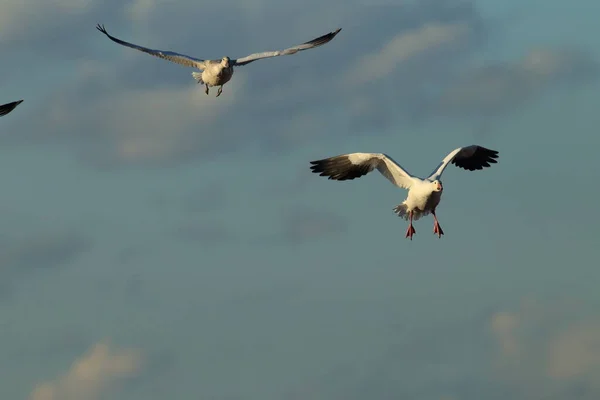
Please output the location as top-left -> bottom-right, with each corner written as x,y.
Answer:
309,155 -> 375,181
309,153 -> 414,189
0,100 -> 23,117
451,146 -> 499,171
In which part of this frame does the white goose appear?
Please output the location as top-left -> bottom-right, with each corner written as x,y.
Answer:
0,100 -> 23,117
309,145 -> 499,240
96,24 -> 342,97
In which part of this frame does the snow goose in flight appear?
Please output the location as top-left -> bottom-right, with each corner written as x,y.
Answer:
0,100 -> 23,117
96,24 -> 342,97
309,145 -> 499,240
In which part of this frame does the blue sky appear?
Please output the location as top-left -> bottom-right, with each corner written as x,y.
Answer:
2,0 -> 600,398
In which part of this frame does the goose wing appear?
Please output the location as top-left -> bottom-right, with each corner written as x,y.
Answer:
233,28 -> 341,66
309,152 -> 416,189
427,145 -> 499,180
96,24 -> 206,69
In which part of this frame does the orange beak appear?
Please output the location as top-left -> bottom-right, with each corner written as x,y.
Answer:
437,182 -> 443,190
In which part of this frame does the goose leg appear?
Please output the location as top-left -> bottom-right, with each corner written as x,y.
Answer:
432,210 -> 444,238
204,84 -> 209,95
405,211 -> 416,240
216,85 -> 223,97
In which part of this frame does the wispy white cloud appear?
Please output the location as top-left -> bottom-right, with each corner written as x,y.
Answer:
546,321 -> 600,380
489,297 -> 600,397
14,59 -> 243,166
343,21 -> 473,86
490,311 -> 519,358
518,47 -> 598,81
29,341 -> 143,400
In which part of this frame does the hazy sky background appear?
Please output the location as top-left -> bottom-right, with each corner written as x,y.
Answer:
1,0 -> 600,398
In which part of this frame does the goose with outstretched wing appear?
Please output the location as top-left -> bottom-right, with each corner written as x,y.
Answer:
96,24 -> 341,97
0,100 -> 23,117
309,145 -> 499,240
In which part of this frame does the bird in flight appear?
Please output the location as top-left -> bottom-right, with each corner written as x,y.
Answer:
96,24 -> 342,97
309,145 -> 499,240
0,100 -> 23,117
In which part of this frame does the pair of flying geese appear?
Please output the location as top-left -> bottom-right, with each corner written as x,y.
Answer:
7,25 -> 500,240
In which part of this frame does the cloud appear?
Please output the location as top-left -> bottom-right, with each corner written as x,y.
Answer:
10,58 -> 242,168
0,0 -> 91,44
150,181 -> 229,214
172,221 -> 237,244
0,0 -> 129,65
125,0 -> 155,23
431,46 -> 598,118
7,330 -> 91,371
433,64 -> 534,117
0,231 -> 91,299
490,311 -> 519,358
276,207 -> 348,244
278,307 -> 499,400
323,297 -> 600,400
518,47 -> 599,83
0,0 -> 491,169
343,21 -> 474,86
29,341 -> 143,400
259,168 -> 315,200
546,322 -> 600,380
0,232 -> 90,270
173,210 -> 345,246
489,297 -> 600,398
333,296 -> 600,400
